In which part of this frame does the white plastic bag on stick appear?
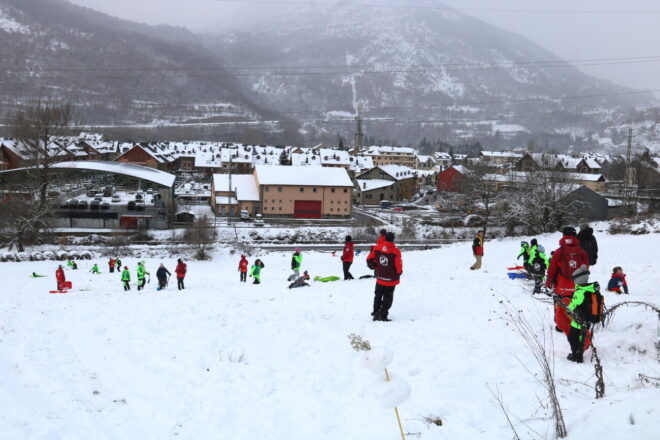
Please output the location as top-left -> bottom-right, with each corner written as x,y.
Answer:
371,373 -> 411,409
361,346 -> 393,373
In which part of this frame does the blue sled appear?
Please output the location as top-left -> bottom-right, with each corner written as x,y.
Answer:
508,272 -> 528,280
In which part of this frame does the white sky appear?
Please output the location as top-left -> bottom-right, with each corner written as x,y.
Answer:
67,0 -> 660,92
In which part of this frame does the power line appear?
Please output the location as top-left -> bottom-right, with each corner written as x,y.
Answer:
3,55 -> 660,74
3,57 -> 660,80
213,0 -> 660,14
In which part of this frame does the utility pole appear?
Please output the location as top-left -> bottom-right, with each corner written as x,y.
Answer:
625,128 -> 633,185
354,104 -> 364,155
228,151 -> 232,224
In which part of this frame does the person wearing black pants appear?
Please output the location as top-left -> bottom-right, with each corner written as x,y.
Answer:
366,232 -> 403,321
177,277 -> 184,290
240,271 -> 247,282
341,235 -> 355,280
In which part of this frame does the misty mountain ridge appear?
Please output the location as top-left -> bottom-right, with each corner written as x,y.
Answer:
0,0 -> 275,131
209,0 -> 655,143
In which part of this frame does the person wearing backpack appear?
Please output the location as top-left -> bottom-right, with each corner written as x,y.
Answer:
607,267 -> 629,294
546,227 -> 589,335
565,265 -> 603,363
470,230 -> 484,270
367,232 -> 403,321
288,249 -> 303,281
577,224 -> 598,266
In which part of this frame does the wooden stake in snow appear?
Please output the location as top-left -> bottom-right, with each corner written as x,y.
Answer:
384,367 -> 406,440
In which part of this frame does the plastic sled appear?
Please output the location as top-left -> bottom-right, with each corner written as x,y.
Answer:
63,281 -> 72,289
49,290 -> 68,294
507,272 -> 528,280
507,266 -> 525,271
314,276 -> 341,282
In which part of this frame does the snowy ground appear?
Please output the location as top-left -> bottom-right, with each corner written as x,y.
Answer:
0,232 -> 658,439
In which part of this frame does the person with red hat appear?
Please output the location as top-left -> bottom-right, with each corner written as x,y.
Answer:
546,226 -> 589,335
55,264 -> 66,291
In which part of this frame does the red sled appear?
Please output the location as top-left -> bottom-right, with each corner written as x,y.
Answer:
63,281 -> 72,289
49,290 -> 68,294
507,266 -> 524,271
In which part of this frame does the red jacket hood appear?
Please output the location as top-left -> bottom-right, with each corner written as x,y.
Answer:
559,236 -> 580,248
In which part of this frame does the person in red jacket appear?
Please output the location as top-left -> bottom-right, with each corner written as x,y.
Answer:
55,264 -> 66,291
175,258 -> 187,291
546,227 -> 589,335
341,235 -> 355,280
470,230 -> 484,270
108,257 -> 116,273
367,232 -> 403,322
238,255 -> 249,282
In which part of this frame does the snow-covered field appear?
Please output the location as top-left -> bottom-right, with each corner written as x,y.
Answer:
0,232 -> 658,439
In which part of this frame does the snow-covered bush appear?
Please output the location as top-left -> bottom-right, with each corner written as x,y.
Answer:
42,251 -> 55,260
80,251 -> 92,260
1,252 -> 17,262
608,216 -> 658,235
56,251 -> 69,260
30,252 -> 44,261
17,252 -> 29,262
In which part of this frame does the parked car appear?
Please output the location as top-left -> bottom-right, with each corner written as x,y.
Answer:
111,195 -> 121,203
86,190 -> 97,197
78,200 -> 88,209
254,213 -> 264,227
59,200 -> 69,209
135,192 -> 144,201
103,187 -> 113,197
240,209 -> 250,220
101,202 -> 110,209
94,194 -> 103,201
69,199 -> 79,208
127,201 -> 136,211
90,200 -> 100,209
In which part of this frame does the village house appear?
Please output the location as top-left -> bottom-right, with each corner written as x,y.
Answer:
363,146 -> 418,168
211,173 -> 261,217
355,164 -> 417,204
254,165 -> 353,218
436,165 -> 470,193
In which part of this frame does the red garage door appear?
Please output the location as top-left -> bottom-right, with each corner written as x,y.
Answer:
294,200 -> 322,218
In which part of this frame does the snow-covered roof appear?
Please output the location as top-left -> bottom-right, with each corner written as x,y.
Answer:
433,152 -> 452,160
356,179 -> 395,191
215,196 -> 238,205
480,151 -> 523,159
364,146 -> 416,156
566,173 -> 606,182
213,174 -> 260,201
377,165 -> 415,180
255,165 -> 353,187
2,161 -> 179,187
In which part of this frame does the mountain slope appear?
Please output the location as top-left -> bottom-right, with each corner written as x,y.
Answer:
209,0 -> 655,142
0,0 -> 273,127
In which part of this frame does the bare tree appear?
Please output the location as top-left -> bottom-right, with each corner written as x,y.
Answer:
183,214 -> 215,260
11,101 -> 76,211
0,200 -> 51,252
501,168 -> 581,234
461,162 -> 497,234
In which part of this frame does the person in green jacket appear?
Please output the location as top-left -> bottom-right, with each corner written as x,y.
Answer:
288,249 -> 303,281
90,264 -> 101,274
121,266 -> 131,291
137,261 -> 149,291
249,259 -> 265,284
115,257 -> 122,276
566,264 -> 593,363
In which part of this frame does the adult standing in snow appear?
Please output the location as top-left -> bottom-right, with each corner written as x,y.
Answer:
137,261 -> 149,291
108,257 -> 115,273
55,265 -> 66,291
341,235 -> 354,280
288,249 -> 303,281
115,257 -> 122,276
121,266 -> 131,291
546,227 -> 589,334
238,255 -> 249,282
367,232 -> 403,321
376,229 -> 387,247
577,224 -> 598,266
175,258 -> 187,290
470,230 -> 484,270
156,264 -> 171,290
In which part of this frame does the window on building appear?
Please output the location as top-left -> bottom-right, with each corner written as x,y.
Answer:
279,207 -> 282,211
265,186 -> 270,192
331,188 -> 336,193
272,199 -> 276,203
279,200 -> 282,203
343,188 -> 348,193
278,187 -> 283,192
330,200 -> 334,204
300,187 -> 304,192
366,194 -> 372,199
330,208 -> 333,212
312,188 -> 317,193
